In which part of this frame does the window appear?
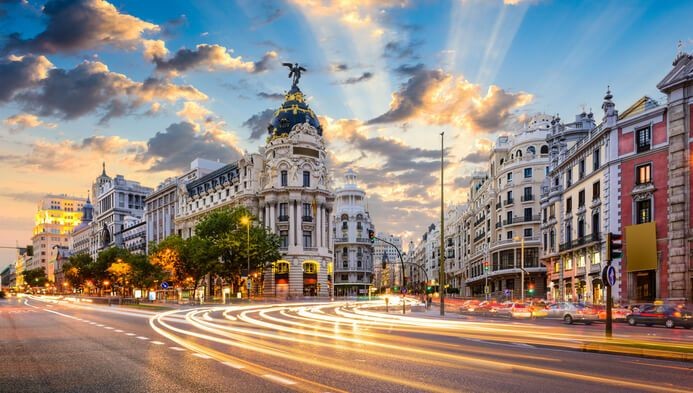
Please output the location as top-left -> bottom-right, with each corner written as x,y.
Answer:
636,199 -> 651,224
566,168 -> 572,187
280,170 -> 288,186
592,213 -> 600,237
506,231 -> 513,240
507,172 -> 513,183
357,260 -> 362,268
593,148 -> 600,170
280,230 -> 288,248
303,231 -> 312,248
303,262 -> 317,274
566,197 -> 572,213
554,262 -> 560,273
636,127 -> 651,153
303,171 -> 310,187
524,228 -> 532,237
357,273 -> 364,281
550,230 -> 555,249
279,203 -> 288,221
524,168 -> 532,178
577,219 -> 585,238
592,251 -> 601,265
523,186 -> 532,201
579,160 -> 585,178
524,207 -> 533,220
564,257 -> 573,270
342,260 -> 348,269
302,203 -> 312,220
341,274 -> 348,281
506,211 -> 512,224
636,164 -> 652,185
506,190 -> 513,204
578,190 -> 585,208
577,255 -> 585,268
527,146 -> 536,155
592,181 -> 600,200
543,233 -> 548,250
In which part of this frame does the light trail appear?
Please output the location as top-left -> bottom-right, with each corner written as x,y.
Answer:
148,301 -> 690,393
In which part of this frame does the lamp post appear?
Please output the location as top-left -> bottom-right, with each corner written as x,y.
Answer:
240,215 -> 251,300
513,236 -> 525,303
439,131 -> 445,316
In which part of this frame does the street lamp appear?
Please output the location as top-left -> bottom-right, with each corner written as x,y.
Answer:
240,215 -> 251,299
103,280 -> 110,297
513,236 -> 525,304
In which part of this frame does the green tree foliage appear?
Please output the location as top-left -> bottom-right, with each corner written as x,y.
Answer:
62,253 -> 93,288
23,267 -> 49,287
195,206 -> 281,289
95,247 -> 131,288
149,235 -> 185,284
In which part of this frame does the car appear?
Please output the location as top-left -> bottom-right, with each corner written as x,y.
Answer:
626,305 -> 693,329
595,305 -> 629,322
546,302 -> 598,324
508,303 -> 532,318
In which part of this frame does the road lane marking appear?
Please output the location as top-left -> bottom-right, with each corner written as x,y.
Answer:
96,324 -> 104,327
125,333 -> 136,336
222,361 -> 245,369
136,336 -> 149,340
104,327 -> 114,330
192,353 -> 212,359
150,341 -> 165,345
169,346 -> 186,351
627,361 -> 692,372
262,374 -> 297,385
114,329 -> 123,332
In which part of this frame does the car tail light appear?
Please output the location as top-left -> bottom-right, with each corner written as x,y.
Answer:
673,311 -> 681,318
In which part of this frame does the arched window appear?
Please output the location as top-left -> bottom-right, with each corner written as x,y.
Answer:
303,261 -> 318,274
527,146 -> 536,155
275,261 -> 290,274
499,158 -> 504,165
540,145 -> 549,154
516,150 -> 523,158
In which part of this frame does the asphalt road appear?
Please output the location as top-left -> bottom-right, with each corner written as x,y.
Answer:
1,296 -> 692,393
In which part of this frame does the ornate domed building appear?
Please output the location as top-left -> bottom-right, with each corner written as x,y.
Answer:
175,67 -> 335,298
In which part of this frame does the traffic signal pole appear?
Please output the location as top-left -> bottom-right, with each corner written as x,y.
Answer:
604,232 -> 622,338
370,231 -> 407,315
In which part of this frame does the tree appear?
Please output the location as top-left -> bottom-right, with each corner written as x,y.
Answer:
23,267 -> 49,288
180,236 -> 219,301
130,253 -> 165,293
195,206 -> 281,293
107,260 -> 132,296
95,247 -> 131,288
62,253 -> 93,289
149,235 -> 185,285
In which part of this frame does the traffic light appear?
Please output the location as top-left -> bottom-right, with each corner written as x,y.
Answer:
368,229 -> 375,244
528,284 -> 535,295
483,261 -> 490,271
426,286 -> 432,293
607,232 -> 623,261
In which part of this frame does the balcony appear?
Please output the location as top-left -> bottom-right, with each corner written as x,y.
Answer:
495,222 -> 502,228
503,215 -> 541,225
302,215 -> 313,222
521,194 -> 534,202
278,215 -> 289,222
504,198 -> 514,206
356,237 -> 371,243
334,237 -> 348,243
474,216 -> 486,226
558,233 -> 601,252
473,232 -> 486,242
495,202 -> 501,210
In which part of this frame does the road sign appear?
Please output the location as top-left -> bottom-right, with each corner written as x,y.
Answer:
484,285 -> 490,294
602,265 -> 617,287
160,282 -> 169,289
504,289 -> 511,297
401,288 -> 407,294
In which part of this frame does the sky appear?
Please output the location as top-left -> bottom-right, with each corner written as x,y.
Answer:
0,0 -> 691,270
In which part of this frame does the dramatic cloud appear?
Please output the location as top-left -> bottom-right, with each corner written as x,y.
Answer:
460,151 -> 490,164
0,55 -> 53,102
13,60 -> 206,122
176,101 -> 211,123
393,63 -> 424,76
383,40 -> 422,60
367,67 -> 532,132
3,113 -> 56,132
338,72 -> 374,85
142,39 -> 168,61
140,122 -> 242,172
257,91 -> 284,100
3,0 -> 159,54
453,176 -> 472,188
152,44 -> 277,76
289,0 -> 408,30
243,109 -> 274,140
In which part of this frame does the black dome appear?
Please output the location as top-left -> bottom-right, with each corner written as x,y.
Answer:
267,86 -> 322,137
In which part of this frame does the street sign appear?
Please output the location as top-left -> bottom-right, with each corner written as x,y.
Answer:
504,289 -> 511,297
160,282 -> 169,289
602,265 -> 617,287
401,288 -> 407,294
484,286 -> 490,294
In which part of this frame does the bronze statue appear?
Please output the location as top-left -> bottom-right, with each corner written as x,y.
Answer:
282,62 -> 306,88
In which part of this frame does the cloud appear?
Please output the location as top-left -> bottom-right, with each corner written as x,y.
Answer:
152,44 -> 277,76
242,109 -> 274,140
176,101 -> 211,123
142,39 -> 168,61
289,0 -> 408,30
2,0 -> 159,54
393,63 -> 424,76
367,67 -> 533,132
383,40 -> 422,60
257,91 -> 284,100
161,14 -> 188,37
12,60 -> 206,122
453,176 -> 472,188
0,54 -> 54,103
459,151 -> 489,164
331,63 -> 349,72
140,122 -> 242,172
3,113 -> 56,132
337,72 -> 374,85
